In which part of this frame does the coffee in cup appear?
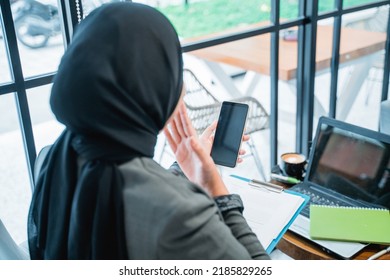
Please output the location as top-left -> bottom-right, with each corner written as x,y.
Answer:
281,152 -> 306,180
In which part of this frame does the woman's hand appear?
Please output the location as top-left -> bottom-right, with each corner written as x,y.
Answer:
199,121 -> 250,164
164,101 -> 228,197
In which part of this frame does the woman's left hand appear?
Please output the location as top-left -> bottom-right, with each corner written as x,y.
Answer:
163,100 -> 228,196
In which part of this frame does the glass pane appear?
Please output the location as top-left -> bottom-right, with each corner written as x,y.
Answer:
0,92 -> 31,245
81,0 -> 123,19
132,0 -> 271,41
343,0 -> 380,9
27,84 -> 64,153
11,0 -> 65,78
313,19 -> 334,133
338,7 -> 389,130
318,0 -> 336,14
0,7 -> 12,84
319,0 -> 381,13
281,0 -> 299,22
278,27 -> 299,157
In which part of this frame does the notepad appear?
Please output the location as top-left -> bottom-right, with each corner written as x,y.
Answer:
310,205 -> 390,244
224,175 -> 309,254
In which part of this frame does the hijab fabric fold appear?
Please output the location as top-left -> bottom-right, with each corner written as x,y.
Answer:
28,2 -> 183,259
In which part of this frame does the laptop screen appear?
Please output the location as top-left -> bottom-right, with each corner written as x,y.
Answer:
307,118 -> 390,209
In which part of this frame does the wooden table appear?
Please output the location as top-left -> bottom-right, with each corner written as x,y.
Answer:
277,230 -> 390,260
186,24 -> 386,120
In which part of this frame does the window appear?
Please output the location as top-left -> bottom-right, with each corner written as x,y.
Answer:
0,93 -> 31,244
0,0 -> 66,243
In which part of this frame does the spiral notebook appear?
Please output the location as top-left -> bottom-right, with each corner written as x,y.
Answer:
310,205 -> 390,244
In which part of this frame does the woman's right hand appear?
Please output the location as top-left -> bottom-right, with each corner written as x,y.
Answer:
163,100 -> 229,197
199,120 -> 250,164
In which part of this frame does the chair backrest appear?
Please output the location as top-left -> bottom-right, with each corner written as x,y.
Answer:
182,69 -> 270,136
183,69 -> 221,135
0,219 -> 30,260
231,96 -> 270,134
183,69 -> 219,108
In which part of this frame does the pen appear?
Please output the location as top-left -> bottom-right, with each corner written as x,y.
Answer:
249,179 -> 284,193
270,173 -> 301,184
367,246 -> 390,260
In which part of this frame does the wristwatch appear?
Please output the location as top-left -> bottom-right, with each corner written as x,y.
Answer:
214,194 -> 244,214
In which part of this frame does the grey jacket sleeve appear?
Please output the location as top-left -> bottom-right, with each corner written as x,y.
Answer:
167,162 -> 269,259
157,185 -> 270,260
214,194 -> 270,259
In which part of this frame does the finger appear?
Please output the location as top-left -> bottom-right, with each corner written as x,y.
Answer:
202,121 -> 217,138
238,148 -> 246,155
179,102 -> 197,137
163,127 -> 177,153
173,112 -> 186,138
237,158 -> 243,164
242,134 -> 250,142
170,118 -> 181,143
189,136 -> 212,164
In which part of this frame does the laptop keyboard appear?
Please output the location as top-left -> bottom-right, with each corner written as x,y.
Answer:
292,185 -> 352,218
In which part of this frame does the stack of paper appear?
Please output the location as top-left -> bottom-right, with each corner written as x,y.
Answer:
224,175 -> 308,253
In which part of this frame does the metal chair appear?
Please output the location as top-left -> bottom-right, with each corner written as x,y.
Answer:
159,68 -> 270,180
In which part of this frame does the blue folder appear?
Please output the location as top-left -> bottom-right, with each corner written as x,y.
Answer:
230,174 -> 310,254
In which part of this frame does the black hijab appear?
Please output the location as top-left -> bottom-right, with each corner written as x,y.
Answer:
28,2 -> 183,259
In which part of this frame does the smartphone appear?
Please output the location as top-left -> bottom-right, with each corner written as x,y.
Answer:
211,101 -> 249,168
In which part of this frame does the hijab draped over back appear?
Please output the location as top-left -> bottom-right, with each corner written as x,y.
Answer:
28,2 -> 183,259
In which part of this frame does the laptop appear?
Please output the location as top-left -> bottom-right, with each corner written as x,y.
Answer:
289,116 -> 390,259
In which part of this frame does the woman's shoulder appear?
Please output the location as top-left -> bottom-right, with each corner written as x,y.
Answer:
119,157 -> 188,187
119,157 -> 212,205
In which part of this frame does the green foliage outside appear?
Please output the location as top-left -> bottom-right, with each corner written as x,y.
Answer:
157,0 -> 378,38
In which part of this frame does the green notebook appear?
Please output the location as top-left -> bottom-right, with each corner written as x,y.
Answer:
310,205 -> 390,244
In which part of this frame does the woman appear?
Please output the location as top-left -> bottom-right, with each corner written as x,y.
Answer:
28,2 -> 269,260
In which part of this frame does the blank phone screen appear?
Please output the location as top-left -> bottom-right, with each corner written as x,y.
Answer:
211,102 -> 248,167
